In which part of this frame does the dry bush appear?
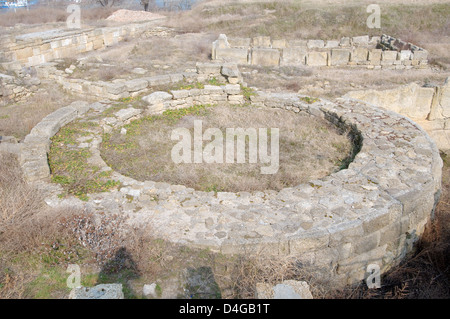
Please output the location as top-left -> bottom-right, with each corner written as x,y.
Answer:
0,153 -> 43,233
0,5 -> 115,27
0,84 -> 77,140
225,249 -> 342,299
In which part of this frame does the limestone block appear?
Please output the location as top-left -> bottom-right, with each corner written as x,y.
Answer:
251,48 -> 280,66
281,47 -> 307,65
69,284 -> 124,299
330,49 -> 350,66
351,47 -> 369,62
306,51 -> 328,66
256,280 -> 313,299
252,36 -> 271,48
352,35 -> 370,46
143,91 -> 173,105
382,50 -> 398,61
115,108 -> 142,122
368,49 -> 382,65
399,50 -> 412,61
171,90 -> 190,99
214,48 -> 249,64
146,74 -> 172,86
224,84 -> 241,95
325,40 -> 340,48
272,39 -> 287,49
307,40 -> 324,49
287,40 -> 307,48
340,37 -> 351,47
344,82 -> 434,120
125,78 -> 149,92
103,82 -> 127,95
196,62 -> 222,75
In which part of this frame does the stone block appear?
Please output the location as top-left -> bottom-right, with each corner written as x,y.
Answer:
340,37 -> 351,47
352,35 -> 370,46
214,48 -> 249,64
351,47 -> 369,62
399,50 -> 412,61
330,49 -> 350,66
125,78 -> 148,92
281,47 -> 307,65
307,40 -> 324,49
256,280 -> 313,299
325,40 -> 340,48
251,48 -> 280,66
382,50 -> 398,61
306,51 -> 328,66
368,49 -> 382,65
69,284 -> 124,299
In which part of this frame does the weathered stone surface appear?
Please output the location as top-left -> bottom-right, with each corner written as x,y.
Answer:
306,51 -> 328,66
345,82 -> 435,120
281,47 -> 307,65
115,108 -> 142,122
351,47 -> 369,62
368,49 -> 382,65
256,280 -> 313,299
330,49 -> 350,66
215,48 -> 249,64
125,78 -> 148,92
352,35 -> 369,46
307,39 -> 324,49
69,284 -> 124,299
251,48 -> 280,66
143,91 -> 173,105
382,50 -> 398,61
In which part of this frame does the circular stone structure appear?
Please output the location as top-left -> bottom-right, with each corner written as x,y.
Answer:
19,84 -> 442,285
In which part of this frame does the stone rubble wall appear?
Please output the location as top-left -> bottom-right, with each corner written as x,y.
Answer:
344,77 -> 450,150
18,81 -> 442,286
32,62 -> 243,101
0,23 -> 172,71
212,34 -> 429,69
0,72 -> 40,104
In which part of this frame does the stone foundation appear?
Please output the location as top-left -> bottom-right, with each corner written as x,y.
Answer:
18,75 -> 442,286
212,34 -> 429,69
0,23 -> 172,71
345,77 -> 450,150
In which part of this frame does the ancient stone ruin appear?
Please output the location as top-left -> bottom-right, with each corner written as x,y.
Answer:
212,34 -> 429,69
0,20 -> 444,288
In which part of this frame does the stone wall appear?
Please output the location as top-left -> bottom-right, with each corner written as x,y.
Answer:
0,23 -> 172,71
33,61 -> 243,101
345,77 -> 450,150
212,34 -> 429,69
18,82 -> 442,286
0,72 -> 40,104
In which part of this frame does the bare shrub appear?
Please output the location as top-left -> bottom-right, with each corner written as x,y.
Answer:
0,153 -> 43,232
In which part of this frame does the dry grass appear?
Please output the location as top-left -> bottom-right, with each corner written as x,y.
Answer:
101,104 -> 353,192
0,83 -> 79,140
0,4 -> 115,27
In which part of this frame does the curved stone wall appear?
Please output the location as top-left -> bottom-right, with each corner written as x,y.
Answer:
19,82 -> 442,285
